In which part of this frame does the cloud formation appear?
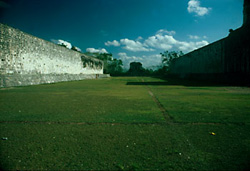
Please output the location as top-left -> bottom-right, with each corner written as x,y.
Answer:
176,40 -> 208,52
188,35 -> 200,40
105,29 -> 209,68
144,34 -> 176,50
51,39 -> 72,49
73,46 -> 82,52
120,38 -> 154,52
118,52 -> 161,69
86,48 -> 108,54
136,36 -> 143,41
187,0 -> 211,16
105,29 -> 208,53
105,40 -> 120,47
51,39 -> 82,52
156,29 -> 176,36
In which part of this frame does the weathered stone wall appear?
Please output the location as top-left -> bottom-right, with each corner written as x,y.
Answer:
170,26 -> 250,84
0,23 -> 107,87
224,27 -> 250,75
170,1 -> 250,84
171,38 -> 226,75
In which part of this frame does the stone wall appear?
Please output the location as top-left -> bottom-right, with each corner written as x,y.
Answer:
170,1 -> 250,84
170,38 -> 226,75
0,23 -> 108,87
170,26 -> 250,84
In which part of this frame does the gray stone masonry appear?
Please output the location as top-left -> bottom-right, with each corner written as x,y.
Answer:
0,23 -> 109,87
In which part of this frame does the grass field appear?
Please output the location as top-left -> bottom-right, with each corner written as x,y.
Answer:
1,77 -> 250,170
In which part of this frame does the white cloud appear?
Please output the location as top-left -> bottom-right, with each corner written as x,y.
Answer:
112,29 -> 209,69
120,38 -> 154,52
86,48 -> 108,54
143,30 -> 209,53
73,46 -> 82,52
118,52 -> 143,61
142,54 -> 162,68
105,28 -> 208,53
51,39 -> 72,49
156,29 -> 176,36
118,52 -> 162,69
136,36 -> 143,41
188,35 -> 200,40
187,0 -> 211,16
105,40 -> 120,47
118,52 -> 144,69
144,34 -> 177,50
176,40 -> 209,52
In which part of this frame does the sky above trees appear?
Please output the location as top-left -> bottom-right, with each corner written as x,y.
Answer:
0,0 -> 244,69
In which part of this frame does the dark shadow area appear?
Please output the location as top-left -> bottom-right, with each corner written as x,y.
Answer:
126,77 -> 250,87
127,82 -> 172,86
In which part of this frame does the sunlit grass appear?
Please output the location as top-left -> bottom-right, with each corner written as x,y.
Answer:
1,77 -> 250,170
0,77 -> 164,123
148,79 -> 250,123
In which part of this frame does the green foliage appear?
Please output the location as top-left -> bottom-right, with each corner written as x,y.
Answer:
71,46 -> 80,52
108,58 -> 123,76
161,50 -> 184,66
160,50 -> 184,73
85,52 -> 124,75
59,43 -> 67,48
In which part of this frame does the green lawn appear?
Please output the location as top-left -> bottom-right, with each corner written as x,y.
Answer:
1,77 -> 250,170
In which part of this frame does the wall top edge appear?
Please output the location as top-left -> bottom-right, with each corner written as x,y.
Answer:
0,23 -> 103,63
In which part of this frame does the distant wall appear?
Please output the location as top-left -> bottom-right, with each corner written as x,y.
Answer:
171,39 -> 225,75
170,26 -> 250,84
224,27 -> 250,75
0,24 -> 107,87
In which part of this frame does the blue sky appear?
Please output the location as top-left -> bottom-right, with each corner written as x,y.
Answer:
0,0 -> 244,69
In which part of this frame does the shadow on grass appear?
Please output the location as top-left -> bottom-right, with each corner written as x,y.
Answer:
126,77 -> 249,87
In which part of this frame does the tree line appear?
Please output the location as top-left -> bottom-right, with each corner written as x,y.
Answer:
85,51 -> 183,76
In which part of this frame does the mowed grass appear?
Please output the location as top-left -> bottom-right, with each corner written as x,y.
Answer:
142,77 -> 250,123
1,77 -> 250,170
0,77 -> 164,123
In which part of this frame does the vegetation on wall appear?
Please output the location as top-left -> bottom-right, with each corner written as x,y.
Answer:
71,46 -> 81,52
84,52 -> 123,76
160,50 -> 184,73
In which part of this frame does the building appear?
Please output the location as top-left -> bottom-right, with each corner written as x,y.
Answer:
128,62 -> 145,76
170,0 -> 250,84
0,23 -> 109,87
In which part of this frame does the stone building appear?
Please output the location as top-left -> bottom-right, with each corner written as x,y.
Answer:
170,0 -> 250,84
128,62 -> 145,76
0,23 -> 108,87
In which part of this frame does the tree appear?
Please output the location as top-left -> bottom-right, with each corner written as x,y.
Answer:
108,59 -> 123,75
160,50 -> 183,73
59,43 -> 67,48
95,53 -> 113,74
71,46 -> 81,52
85,52 -> 123,75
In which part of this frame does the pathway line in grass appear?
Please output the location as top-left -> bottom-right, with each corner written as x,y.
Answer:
147,90 -> 173,122
140,78 -> 173,123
